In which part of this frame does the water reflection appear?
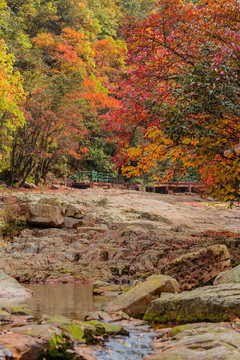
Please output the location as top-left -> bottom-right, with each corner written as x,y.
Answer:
7,284 -> 155,359
23,284 -> 109,321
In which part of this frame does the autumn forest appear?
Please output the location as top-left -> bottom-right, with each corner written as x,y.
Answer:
0,0 -> 240,202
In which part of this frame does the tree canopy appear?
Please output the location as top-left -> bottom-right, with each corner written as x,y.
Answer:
0,0 -> 239,201
107,0 -> 240,201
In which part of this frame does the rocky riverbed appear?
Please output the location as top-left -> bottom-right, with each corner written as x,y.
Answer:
0,187 -> 239,359
0,188 -> 239,283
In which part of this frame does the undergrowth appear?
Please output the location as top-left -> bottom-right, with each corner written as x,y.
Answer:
0,198 -> 29,240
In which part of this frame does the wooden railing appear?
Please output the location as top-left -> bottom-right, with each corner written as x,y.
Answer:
67,171 -> 129,184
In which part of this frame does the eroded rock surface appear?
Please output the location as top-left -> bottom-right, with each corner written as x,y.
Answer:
1,189 -> 240,359
143,322 -> 240,360
0,190 -> 240,284
144,283 -> 240,323
161,244 -> 231,291
104,275 -> 179,317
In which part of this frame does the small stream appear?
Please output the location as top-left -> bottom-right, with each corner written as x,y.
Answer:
94,326 -> 155,360
19,284 -> 155,359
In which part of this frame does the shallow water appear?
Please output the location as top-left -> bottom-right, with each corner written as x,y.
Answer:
94,326 -> 155,360
18,284 -> 155,359
23,283 -> 110,321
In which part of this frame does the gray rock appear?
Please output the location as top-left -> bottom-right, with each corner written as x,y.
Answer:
65,204 -> 83,218
104,275 -> 179,318
214,264 -> 240,285
144,322 -> 240,360
0,271 -> 32,299
24,243 -> 38,254
84,311 -> 113,322
23,182 -> 36,189
144,283 -> 240,323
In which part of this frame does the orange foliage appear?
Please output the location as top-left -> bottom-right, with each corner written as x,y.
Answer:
107,0 -> 240,201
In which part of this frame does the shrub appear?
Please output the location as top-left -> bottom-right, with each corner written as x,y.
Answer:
0,198 -> 29,240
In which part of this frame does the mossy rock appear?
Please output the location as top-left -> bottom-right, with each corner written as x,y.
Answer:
170,325 -> 187,336
12,324 -> 76,360
42,315 -> 70,324
2,304 -> 31,315
42,315 -> 85,342
93,285 -> 131,296
42,315 -> 128,344
0,310 -> 13,324
38,330 -> 77,360
144,284 -> 240,324
85,320 -> 128,336
60,322 -> 86,343
60,320 -> 128,344
18,324 -> 63,339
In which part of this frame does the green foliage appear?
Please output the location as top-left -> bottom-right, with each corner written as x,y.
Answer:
121,0 -> 155,19
0,0 -> 128,185
87,0 -> 123,38
0,0 -> 154,185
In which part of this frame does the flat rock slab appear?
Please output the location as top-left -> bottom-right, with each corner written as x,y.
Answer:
214,264 -> 240,285
161,244 -> 231,291
104,275 -> 179,318
77,226 -> 108,234
0,271 -> 32,299
143,322 -> 240,360
144,283 -> 240,323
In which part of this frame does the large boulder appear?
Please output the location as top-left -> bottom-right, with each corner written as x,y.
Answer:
0,271 -> 32,299
161,244 -> 231,291
0,324 -> 69,360
27,203 -> 65,228
143,323 -> 240,360
214,264 -> 240,285
103,275 -> 179,318
144,283 -> 240,323
38,197 -> 65,212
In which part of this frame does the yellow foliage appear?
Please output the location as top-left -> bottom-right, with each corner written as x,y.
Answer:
0,40 -> 26,169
